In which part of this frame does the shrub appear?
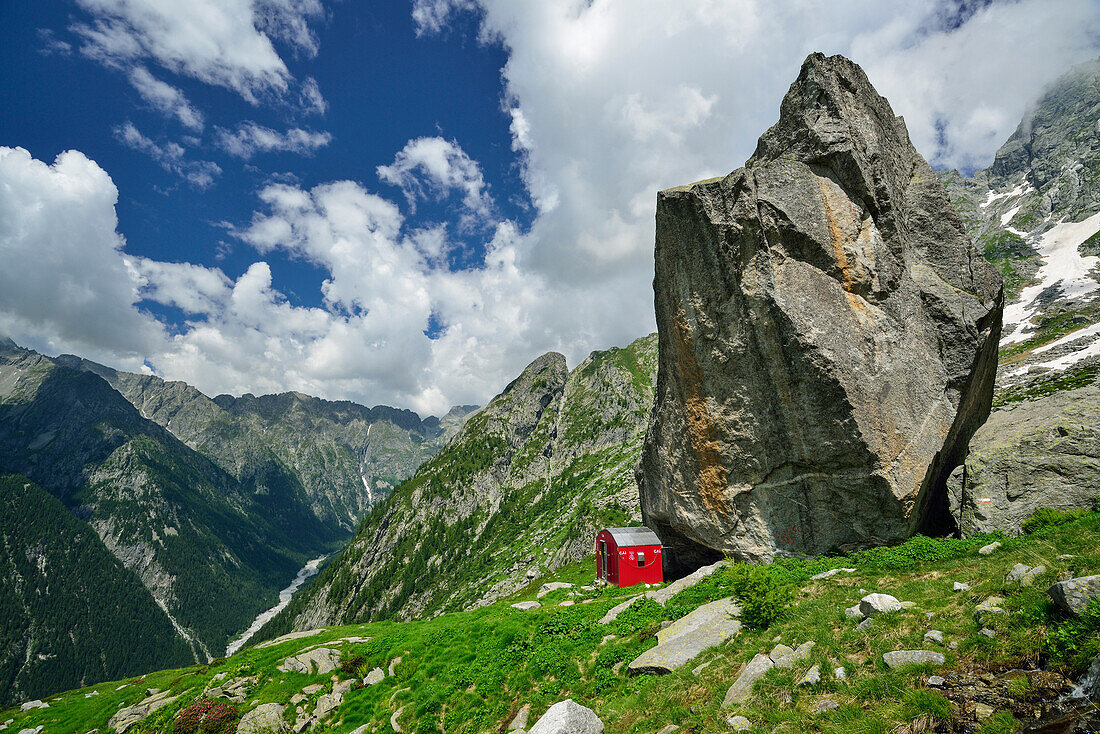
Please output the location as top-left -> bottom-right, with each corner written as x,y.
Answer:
174,698 -> 239,734
1046,597 -> 1100,670
723,563 -> 794,630
1022,507 -> 1088,534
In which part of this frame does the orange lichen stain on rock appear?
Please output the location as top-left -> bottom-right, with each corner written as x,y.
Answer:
671,309 -> 729,515
817,177 -> 870,319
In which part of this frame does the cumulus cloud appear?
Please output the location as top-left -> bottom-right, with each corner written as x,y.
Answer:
0,147 -> 164,364
70,0 -> 323,103
377,137 -> 494,227
214,122 -> 332,159
114,121 -> 222,188
128,66 -> 204,130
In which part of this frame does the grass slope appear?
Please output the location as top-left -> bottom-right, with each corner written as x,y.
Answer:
8,509 -> 1098,734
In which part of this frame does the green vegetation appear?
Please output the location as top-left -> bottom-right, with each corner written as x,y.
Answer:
993,360 -> 1100,407
10,510 -> 1100,734
998,310 -> 1097,362
1022,506 -> 1094,534
1080,228 -> 1100,257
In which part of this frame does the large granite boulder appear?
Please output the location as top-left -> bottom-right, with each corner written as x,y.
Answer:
948,386 -> 1100,536
637,52 -> 1002,565
528,700 -> 604,734
627,597 -> 741,675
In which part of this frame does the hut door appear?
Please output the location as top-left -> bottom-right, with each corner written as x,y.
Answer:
599,540 -> 608,581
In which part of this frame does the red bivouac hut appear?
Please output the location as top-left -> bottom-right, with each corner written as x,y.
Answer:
596,526 -> 663,587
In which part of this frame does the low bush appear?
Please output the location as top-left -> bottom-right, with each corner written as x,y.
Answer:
173,698 -> 239,734
1022,507 -> 1090,535
722,563 -> 795,630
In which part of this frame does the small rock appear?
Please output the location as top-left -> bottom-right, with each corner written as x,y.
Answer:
974,596 -> 1006,625
923,630 -> 944,645
978,542 -> 1001,555
581,585 -> 595,592
882,650 -> 945,669
144,688 -> 159,697
726,716 -> 751,731
859,593 -> 903,616
1058,554 -> 1076,561
332,679 -> 355,696
811,568 -> 856,580
814,699 -> 840,713
768,643 -> 795,664
559,601 -> 575,607
508,703 -> 531,731
278,647 -> 342,675
389,656 -> 403,677
844,605 -> 863,620
953,582 -> 970,592
528,699 -> 604,734
798,665 -> 821,686
537,582 -> 574,599
512,601 -> 542,610
927,675 -> 946,687
692,661 -> 713,676
238,703 -> 289,734
313,692 -> 342,721
900,601 -> 917,609
973,703 -> 995,721
302,684 -> 324,695
948,641 -> 959,650
925,612 -> 934,619
19,701 -> 47,711
1048,576 -> 1100,616
657,726 -> 679,734
291,694 -> 306,704
658,620 -> 673,629
833,666 -> 847,680
599,596 -> 641,624
612,662 -> 624,675
600,635 -> 616,644
723,653 -> 774,707
856,617 -> 874,631
776,689 -> 792,705
980,628 -> 996,638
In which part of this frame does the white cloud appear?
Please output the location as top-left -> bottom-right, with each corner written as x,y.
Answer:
128,66 -> 204,130
214,122 -> 332,159
299,76 -> 328,115
70,0 -> 323,104
114,121 -> 222,188
377,137 -> 494,227
0,147 -> 164,364
412,0 -> 479,37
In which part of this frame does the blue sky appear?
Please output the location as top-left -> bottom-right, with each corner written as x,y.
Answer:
2,0 -> 1099,415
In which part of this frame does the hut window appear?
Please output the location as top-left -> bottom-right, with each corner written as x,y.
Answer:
636,551 -> 645,567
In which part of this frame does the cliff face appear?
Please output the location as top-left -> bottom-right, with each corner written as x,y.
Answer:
261,334 -> 658,633
637,53 -> 1002,567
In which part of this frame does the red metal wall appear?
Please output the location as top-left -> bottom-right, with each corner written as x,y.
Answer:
596,530 -> 663,587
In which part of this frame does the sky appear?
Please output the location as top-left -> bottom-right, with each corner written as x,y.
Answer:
2,0 -> 1099,416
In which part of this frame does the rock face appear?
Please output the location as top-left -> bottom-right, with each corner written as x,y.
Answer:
948,387 -> 1100,536
638,53 -> 1002,565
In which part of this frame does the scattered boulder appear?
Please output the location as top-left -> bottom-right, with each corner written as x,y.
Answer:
1048,576 -> 1100,616
511,601 -> 542,611
726,716 -> 751,731
647,561 -> 726,605
723,653 -> 774,707
599,596 -> 641,624
237,703 -> 289,734
528,700 -> 605,734
798,666 -> 821,686
107,690 -> 178,734
978,542 -> 1001,555
19,702 -> 46,711
1006,564 -> 1046,586
637,52 -> 1002,566
771,641 -> 814,668
278,647 -> 341,675
537,582 -> 574,598
980,628 -> 996,638
948,387 -> 1100,536
364,668 -> 385,686
843,605 -> 863,620
834,667 -> 847,680
974,596 -> 1006,626
882,650 -> 945,669
924,630 -> 944,645
927,676 -> 946,687
859,594 -> 903,617
508,703 -> 531,731
814,700 -> 840,714
811,568 -> 856,580
628,598 -> 741,675
953,582 -> 970,592
856,618 -> 874,631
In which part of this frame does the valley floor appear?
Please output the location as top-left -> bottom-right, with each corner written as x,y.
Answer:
5,509 -> 1100,734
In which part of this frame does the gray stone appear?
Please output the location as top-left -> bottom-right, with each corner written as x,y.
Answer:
332,679 -> 355,696
772,641 -> 814,668
313,692 -> 342,721
301,684 -> 324,695
238,703 -> 290,734
1006,563 -> 1046,586
859,594 -> 903,617
722,653 -> 774,707
691,660 -> 713,676
900,601 -> 917,609
974,596 -> 1006,625
814,700 -> 840,714
844,605 -> 863,620
953,582 -> 970,592
538,582 -> 574,598
924,630 -> 944,645
509,703 -> 531,731
726,716 -> 751,731
388,656 -> 402,677
811,568 -> 856,580
364,667 -> 384,685
948,388 -> 1100,537
927,676 -> 946,687
646,561 -> 726,605
856,617 -> 874,631
1048,576 -> 1100,616
19,701 -> 46,711
798,666 -> 821,686
980,628 -> 996,638
979,542 -> 1001,555
599,596 -> 641,624
637,52 -> 1001,567
834,666 -> 847,680
277,647 -> 341,675
512,601 -> 542,611
882,650 -> 945,669
656,726 -> 679,734
768,644 -> 795,664
948,641 -> 959,650
628,597 -> 741,675
528,700 -> 605,734
107,690 -> 178,734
